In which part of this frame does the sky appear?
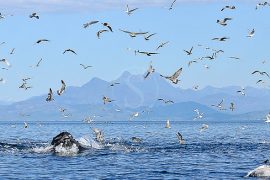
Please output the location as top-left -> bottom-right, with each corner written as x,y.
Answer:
0,0 -> 269,102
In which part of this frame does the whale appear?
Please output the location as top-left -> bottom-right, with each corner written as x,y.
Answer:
51,131 -> 84,154
246,165 -> 270,177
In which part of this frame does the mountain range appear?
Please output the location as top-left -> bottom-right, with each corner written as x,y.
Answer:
0,71 -> 269,121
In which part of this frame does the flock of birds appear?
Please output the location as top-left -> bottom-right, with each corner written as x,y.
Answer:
0,1 -> 270,146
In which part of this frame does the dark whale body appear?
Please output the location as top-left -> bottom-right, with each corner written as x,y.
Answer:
51,131 -> 84,152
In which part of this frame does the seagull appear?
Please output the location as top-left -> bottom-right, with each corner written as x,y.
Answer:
30,58 -> 43,68
92,128 -> 105,143
156,41 -> 169,51
256,2 -> 269,9
216,18 -> 232,26
203,53 -> 215,60
160,67 -> 182,84
24,122 -> 28,128
212,37 -> 230,41
256,79 -> 265,84
97,29 -> 108,39
35,39 -> 49,44
158,98 -> 174,104
211,99 -> 226,110
230,102 -> 235,111
119,29 -> 148,38
221,5 -> 236,11
204,64 -> 210,70
46,88 -> 54,101
63,49 -> 77,55
59,108 -> 67,113
144,33 -> 156,40
80,64 -> 92,69
183,46 -> 193,55
125,4 -> 139,15
22,77 -> 31,82
200,124 -> 209,132
135,50 -> 159,56
129,112 -> 139,120
29,12 -> 39,19
229,56 -> 240,60
57,80 -> 66,96
101,22 -> 113,32
109,82 -> 120,86
169,0 -> 177,10
10,48 -> 15,55
237,87 -> 245,96
247,29 -> 255,38
193,85 -> 199,90
144,61 -> 155,79
165,119 -> 171,128
176,132 -> 185,144
103,96 -> 114,104
0,58 -> 11,67
252,70 -> 269,78
188,60 -> 197,67
193,109 -> 203,120
83,20 -> 99,28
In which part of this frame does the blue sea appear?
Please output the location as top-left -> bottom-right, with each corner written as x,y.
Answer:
0,120 -> 269,179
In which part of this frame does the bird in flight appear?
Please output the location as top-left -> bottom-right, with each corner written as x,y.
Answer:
156,41 -> 169,51
256,2 -> 269,10
97,29 -> 108,39
228,56 -> 240,60
102,22 -> 113,32
0,59 -> 11,67
237,87 -> 245,96
221,5 -> 236,11
57,80 -> 66,96
252,70 -> 269,78
46,88 -> 54,101
212,37 -> 230,41
83,20 -> 99,28
125,4 -> 139,15
176,132 -> 185,144
216,18 -> 232,26
80,64 -> 92,69
211,99 -> 226,110
200,124 -> 209,132
144,61 -> 155,79
29,12 -> 39,19
10,48 -> 15,55
160,67 -> 183,84
230,102 -> 235,111
109,82 -> 120,87
169,0 -> 177,10
144,33 -> 156,41
183,46 -> 193,56
63,49 -> 77,55
103,96 -> 114,104
119,29 -> 148,38
193,109 -> 203,120
247,29 -> 255,38
135,50 -> 159,56
158,98 -> 174,104
35,39 -> 49,44
188,60 -> 197,67
30,58 -> 43,68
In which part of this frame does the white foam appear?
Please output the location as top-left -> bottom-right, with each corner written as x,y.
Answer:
77,136 -> 102,149
32,145 -> 54,153
54,143 -> 79,156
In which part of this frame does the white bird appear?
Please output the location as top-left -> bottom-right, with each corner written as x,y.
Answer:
265,113 -> 270,123
46,88 -> 54,101
144,61 -> 155,79
193,109 -> 203,120
165,119 -> 171,128
119,29 -> 148,38
160,68 -> 182,84
237,87 -> 245,96
92,128 -> 104,143
216,18 -> 232,26
83,20 -> 99,28
24,122 -> 28,128
221,5 -> 236,11
103,96 -> 114,104
125,5 -> 138,15
247,29 -> 255,38
129,112 -> 139,120
0,58 -> 11,67
176,132 -> 185,144
200,124 -> 208,132
57,80 -> 66,96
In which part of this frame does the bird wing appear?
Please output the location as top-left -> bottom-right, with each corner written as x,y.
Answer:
171,68 -> 182,79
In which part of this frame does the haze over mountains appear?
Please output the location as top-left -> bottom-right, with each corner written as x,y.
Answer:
0,71 -> 269,121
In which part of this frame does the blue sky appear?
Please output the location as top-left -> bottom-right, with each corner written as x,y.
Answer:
0,0 -> 269,102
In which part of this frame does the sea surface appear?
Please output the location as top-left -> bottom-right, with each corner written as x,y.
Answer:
0,119 -> 269,179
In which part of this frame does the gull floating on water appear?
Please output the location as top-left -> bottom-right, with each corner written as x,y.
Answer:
200,124 -> 208,132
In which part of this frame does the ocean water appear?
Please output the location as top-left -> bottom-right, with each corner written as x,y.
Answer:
0,120 -> 269,179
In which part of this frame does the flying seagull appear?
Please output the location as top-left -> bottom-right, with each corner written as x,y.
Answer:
183,46 -> 193,55
211,99 -> 226,110
230,102 -> 235,111
97,29 -> 108,39
160,68 -> 182,84
188,60 -> 197,67
144,61 -> 155,79
247,29 -> 255,38
144,33 -> 156,41
80,64 -> 92,69
101,22 -> 113,32
135,50 -> 159,56
237,87 -> 246,96
103,96 -> 114,104
212,37 -> 230,41
30,58 -> 43,68
83,20 -> 99,28
125,4 -> 138,15
46,88 -> 54,101
169,0 -> 177,10
256,2 -> 269,10
109,82 -> 120,87
119,29 -> 148,38
0,58 -> 11,67
252,70 -> 269,78
216,18 -> 232,26
158,98 -> 174,104
63,49 -> 77,55
29,12 -> 39,19
10,48 -> 15,55
221,5 -> 236,11
156,41 -> 169,51
228,56 -> 240,60
193,109 -> 203,120
35,39 -> 49,44
92,128 -> 105,143
200,124 -> 209,132
57,80 -> 66,96
176,132 -> 185,144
